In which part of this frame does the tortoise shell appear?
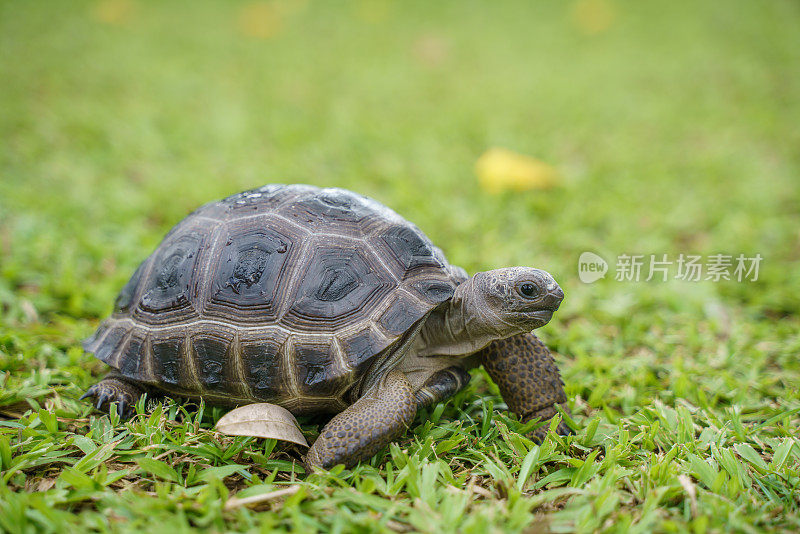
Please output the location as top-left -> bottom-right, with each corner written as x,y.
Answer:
83,185 -> 459,413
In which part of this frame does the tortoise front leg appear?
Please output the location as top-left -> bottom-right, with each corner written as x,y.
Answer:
477,333 -> 571,441
305,370 -> 416,471
80,371 -> 145,419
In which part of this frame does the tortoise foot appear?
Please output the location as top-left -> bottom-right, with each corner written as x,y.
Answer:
523,404 -> 573,443
81,374 -> 144,419
478,333 -> 573,441
305,370 -> 416,472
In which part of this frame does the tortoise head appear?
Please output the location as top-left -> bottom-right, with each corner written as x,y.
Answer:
468,267 -> 564,335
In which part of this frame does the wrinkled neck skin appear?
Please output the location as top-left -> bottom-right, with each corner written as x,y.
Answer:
415,276 -> 524,358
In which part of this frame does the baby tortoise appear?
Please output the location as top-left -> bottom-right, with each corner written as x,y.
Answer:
82,184 -> 570,471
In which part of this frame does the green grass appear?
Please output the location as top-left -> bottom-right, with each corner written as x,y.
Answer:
2,0 -> 800,531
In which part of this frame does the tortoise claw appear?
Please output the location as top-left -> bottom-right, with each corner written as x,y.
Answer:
95,391 -> 111,410
116,398 -> 129,417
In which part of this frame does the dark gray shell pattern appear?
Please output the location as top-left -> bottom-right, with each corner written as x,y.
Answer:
83,185 -> 462,414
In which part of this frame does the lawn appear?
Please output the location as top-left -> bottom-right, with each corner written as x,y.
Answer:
1,0 -> 799,532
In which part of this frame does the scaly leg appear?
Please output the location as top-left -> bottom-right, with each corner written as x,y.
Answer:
305,370 -> 416,471
478,333 -> 571,441
80,372 -> 145,419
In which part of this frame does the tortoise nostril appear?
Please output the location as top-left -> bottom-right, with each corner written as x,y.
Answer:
541,286 -> 563,311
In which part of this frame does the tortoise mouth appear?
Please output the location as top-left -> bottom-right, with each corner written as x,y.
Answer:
525,309 -> 553,325
517,293 -> 562,316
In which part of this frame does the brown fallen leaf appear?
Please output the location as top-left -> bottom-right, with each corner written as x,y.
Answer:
37,478 -> 56,492
215,403 -> 309,447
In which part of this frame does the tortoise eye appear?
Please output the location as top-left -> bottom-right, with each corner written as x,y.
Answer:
518,282 -> 539,298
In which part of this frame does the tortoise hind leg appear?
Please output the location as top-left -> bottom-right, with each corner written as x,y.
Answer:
81,372 -> 145,419
477,333 -> 571,441
305,370 -> 416,472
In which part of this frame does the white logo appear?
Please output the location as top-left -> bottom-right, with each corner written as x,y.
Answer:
578,252 -> 608,283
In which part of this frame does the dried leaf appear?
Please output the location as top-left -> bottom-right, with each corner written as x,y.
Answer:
678,474 -> 697,517
224,485 -> 301,510
216,403 -> 309,447
37,478 -> 56,492
413,34 -> 450,68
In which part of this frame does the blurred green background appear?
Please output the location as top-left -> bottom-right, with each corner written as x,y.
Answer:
1,0 -> 799,321
1,0 -> 799,531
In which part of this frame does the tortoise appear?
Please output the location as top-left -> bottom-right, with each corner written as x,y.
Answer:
82,184 -> 570,470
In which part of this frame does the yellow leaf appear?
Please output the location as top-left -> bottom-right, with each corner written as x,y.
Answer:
475,148 -> 560,194
91,0 -> 136,26
571,0 -> 616,36
237,1 -> 284,40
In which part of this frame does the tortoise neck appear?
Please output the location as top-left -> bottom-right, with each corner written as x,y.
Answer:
414,276 -> 523,358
